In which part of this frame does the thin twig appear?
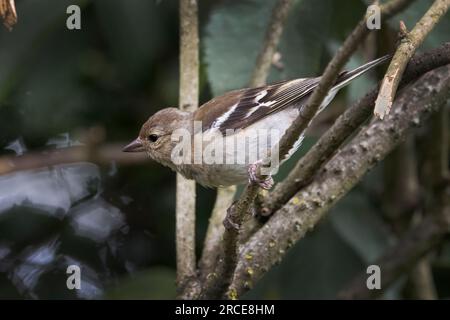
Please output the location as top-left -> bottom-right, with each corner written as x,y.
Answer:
262,42 -> 450,215
0,143 -> 147,175
374,0 -> 450,119
382,138 -> 437,299
403,258 -> 437,299
227,64 -> 450,298
220,183 -> 259,299
199,186 -> 236,277
420,106 -> 449,193
200,183 -> 259,299
176,0 -> 200,299
382,138 -> 420,233
250,0 -> 294,87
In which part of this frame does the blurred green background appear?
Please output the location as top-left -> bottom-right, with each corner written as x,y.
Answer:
0,0 -> 449,299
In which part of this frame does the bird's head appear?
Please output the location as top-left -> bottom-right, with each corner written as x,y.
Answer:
123,108 -> 191,168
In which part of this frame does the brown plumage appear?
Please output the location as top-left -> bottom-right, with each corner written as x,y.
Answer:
124,55 -> 390,188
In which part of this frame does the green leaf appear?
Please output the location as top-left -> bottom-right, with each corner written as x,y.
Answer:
203,0 -> 333,96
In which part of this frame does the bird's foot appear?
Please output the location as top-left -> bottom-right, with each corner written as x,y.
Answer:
248,160 -> 274,190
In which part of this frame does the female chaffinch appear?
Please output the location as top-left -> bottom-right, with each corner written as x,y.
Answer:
123,55 -> 390,189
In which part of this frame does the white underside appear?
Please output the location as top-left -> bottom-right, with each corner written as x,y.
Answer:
188,106 -> 302,187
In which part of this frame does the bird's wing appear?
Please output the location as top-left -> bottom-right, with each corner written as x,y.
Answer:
197,77 -> 320,133
197,55 -> 391,133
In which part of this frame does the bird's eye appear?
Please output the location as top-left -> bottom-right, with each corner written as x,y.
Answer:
148,134 -> 159,142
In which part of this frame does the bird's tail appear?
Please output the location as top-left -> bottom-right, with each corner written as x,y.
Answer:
332,54 -> 392,91
316,54 -> 391,113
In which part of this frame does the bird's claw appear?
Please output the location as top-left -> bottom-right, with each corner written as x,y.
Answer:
248,161 -> 274,190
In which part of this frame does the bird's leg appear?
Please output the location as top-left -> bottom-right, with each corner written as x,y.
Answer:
223,200 -> 240,230
223,161 -> 273,230
248,160 -> 274,190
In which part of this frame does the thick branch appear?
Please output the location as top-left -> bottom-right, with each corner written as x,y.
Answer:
228,64 -> 450,298
374,0 -> 450,119
176,0 -> 200,299
250,0 -> 294,87
263,43 -> 450,215
342,69 -> 450,300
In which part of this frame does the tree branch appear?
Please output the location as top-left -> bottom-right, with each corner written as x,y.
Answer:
176,0 -> 200,299
403,258 -> 438,299
0,0 -> 17,30
276,0 -> 414,161
216,0 -> 414,298
228,64 -> 450,298
250,0 -> 294,87
403,93 -> 450,300
0,143 -> 147,175
199,186 -> 235,278
382,138 -> 420,233
382,138 -> 437,299
198,0 -> 295,299
263,42 -> 450,215
200,183 -> 259,299
374,0 -> 450,119
339,190 -> 450,299
420,105 -> 449,194
340,66 -> 450,299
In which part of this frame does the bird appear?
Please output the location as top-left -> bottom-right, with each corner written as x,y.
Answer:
123,55 -> 390,189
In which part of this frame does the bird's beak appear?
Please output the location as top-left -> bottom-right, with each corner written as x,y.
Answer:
122,138 -> 145,152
